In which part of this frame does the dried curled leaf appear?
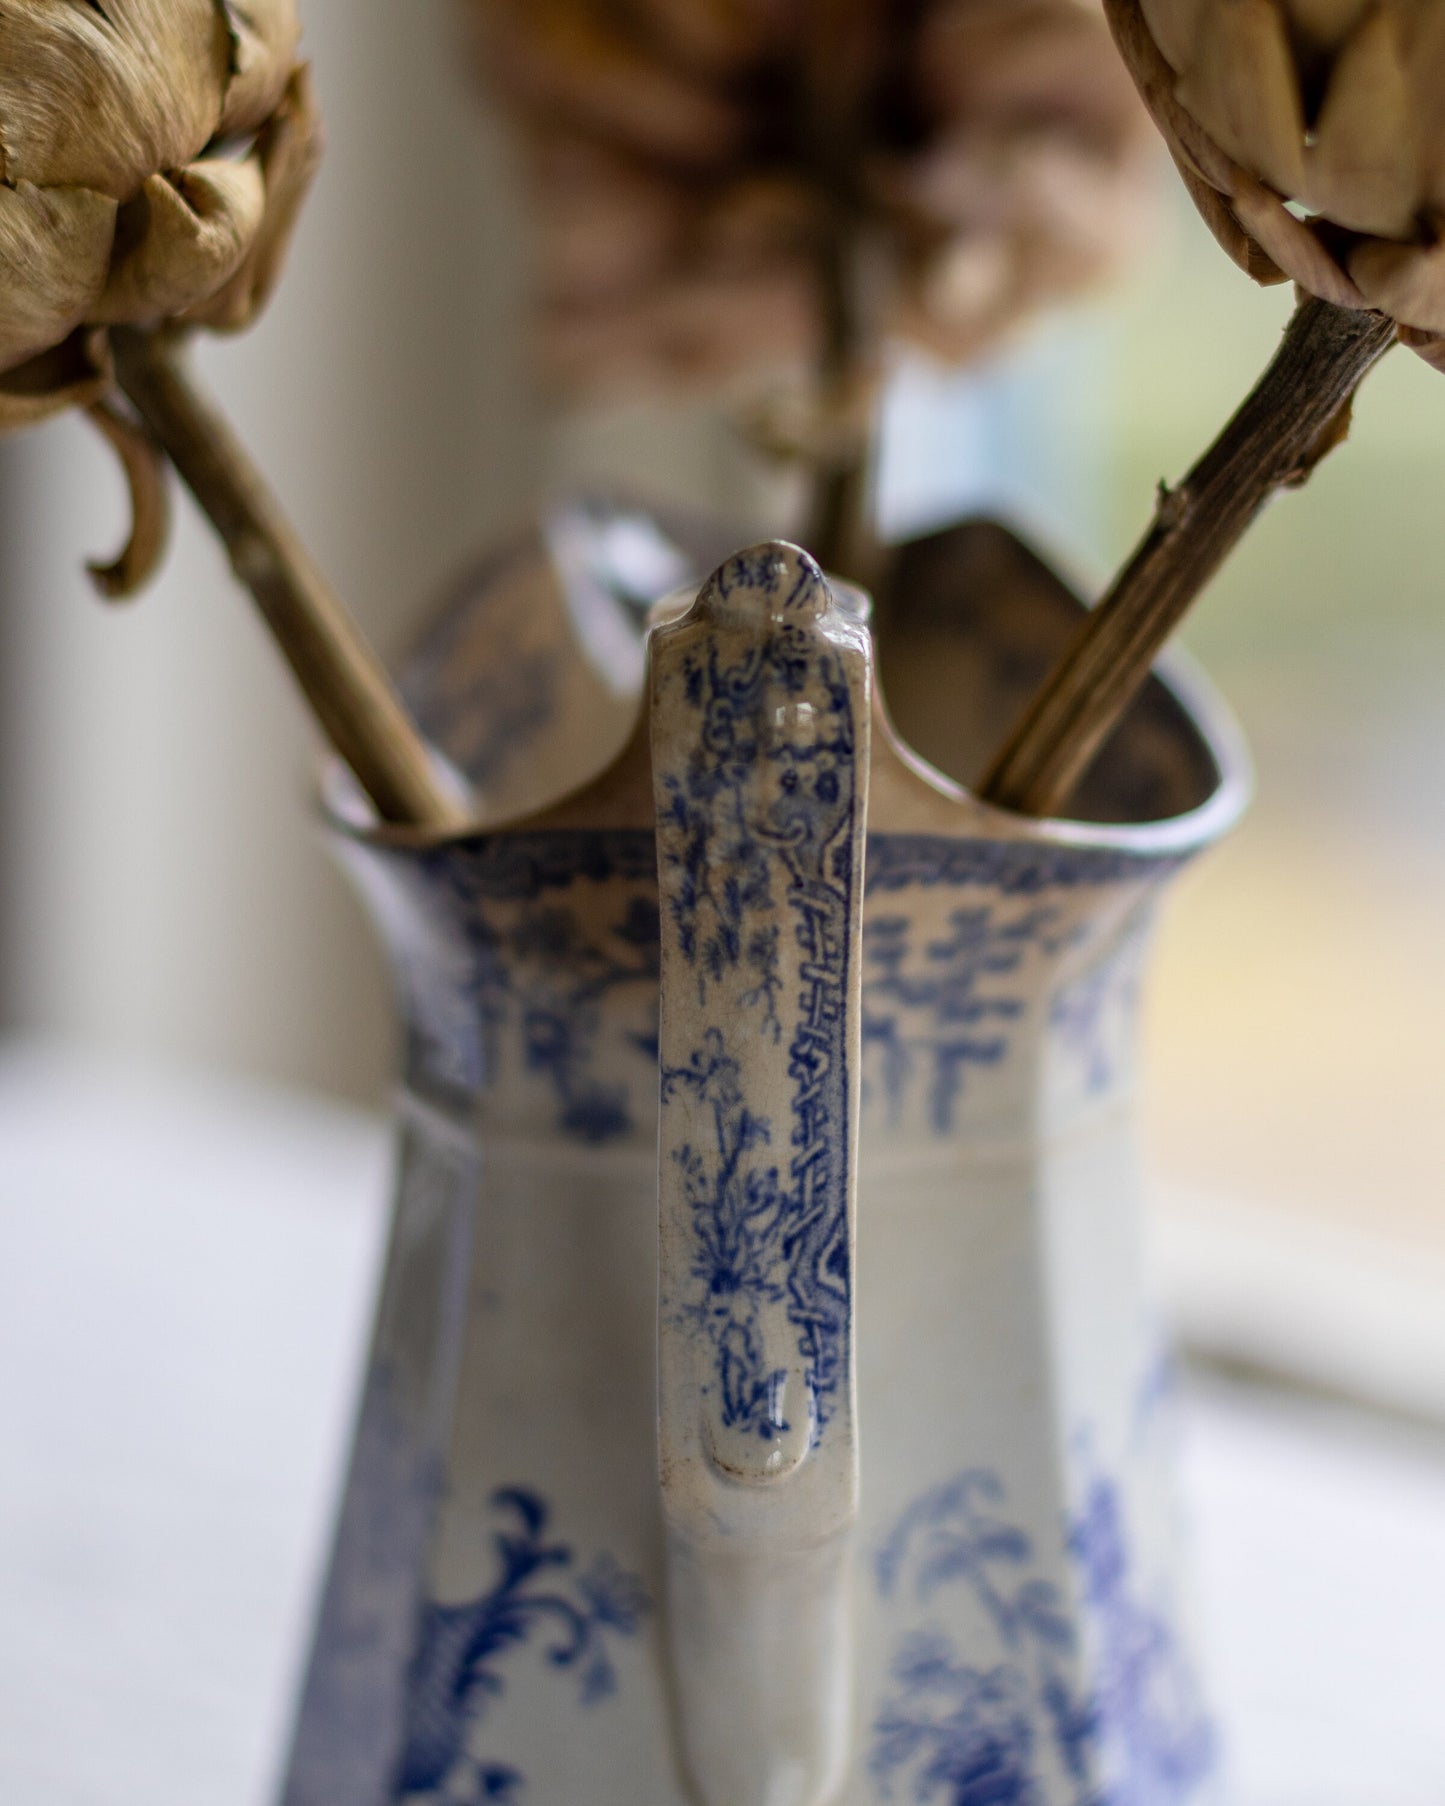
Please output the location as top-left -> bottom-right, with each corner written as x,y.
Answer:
83,395 -> 170,599
1112,0 -> 1445,368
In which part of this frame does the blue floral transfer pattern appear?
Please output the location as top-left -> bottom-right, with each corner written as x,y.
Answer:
872,1466 -> 1213,1806
853,838 -> 1177,1133
661,1028 -> 791,1438
1048,924 -> 1151,1101
400,832 -> 661,1136
381,824 -> 1176,1147
656,552 -> 861,1443
1068,1468 -> 1215,1806
398,1488 -> 648,1803
862,904 -> 1062,1134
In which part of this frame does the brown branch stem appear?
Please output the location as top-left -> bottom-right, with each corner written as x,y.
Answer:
111,328 -> 468,832
977,296 -> 1398,818
801,0 -> 880,589
803,234 -> 876,588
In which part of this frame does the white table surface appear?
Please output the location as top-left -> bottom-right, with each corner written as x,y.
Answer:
1,1042 -> 1442,1805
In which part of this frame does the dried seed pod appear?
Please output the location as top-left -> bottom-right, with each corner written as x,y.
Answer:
1109,0 -> 1445,364
0,0 -> 320,433
468,0 -> 1157,393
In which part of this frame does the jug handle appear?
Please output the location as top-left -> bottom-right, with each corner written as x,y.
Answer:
651,544 -> 870,1806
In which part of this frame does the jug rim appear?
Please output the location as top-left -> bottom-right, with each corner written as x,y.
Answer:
320,619 -> 1251,868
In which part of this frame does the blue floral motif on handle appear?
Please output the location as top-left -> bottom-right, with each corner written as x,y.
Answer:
656,547 -> 863,1445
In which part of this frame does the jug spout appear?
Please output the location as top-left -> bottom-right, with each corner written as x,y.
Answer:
651,546 -> 872,1806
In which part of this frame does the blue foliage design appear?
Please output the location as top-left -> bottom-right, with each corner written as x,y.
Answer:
398,1488 -> 647,1803
856,837 -> 1181,1133
412,833 -> 661,1141
661,1029 -> 790,1437
873,1467 -> 1213,1805
1069,1472 -> 1215,1806
1048,928 -> 1148,1100
658,567 -> 859,1440
387,826 -> 1177,1142
862,904 -> 1065,1133
874,1472 -> 1093,1804
656,662 -> 783,1038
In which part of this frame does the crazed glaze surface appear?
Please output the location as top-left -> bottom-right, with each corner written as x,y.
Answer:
282,517 -> 1248,1806
654,547 -> 867,1460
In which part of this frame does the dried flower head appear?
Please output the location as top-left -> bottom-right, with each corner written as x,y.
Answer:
1107,0 -> 1445,367
0,0 -> 321,430
469,0 -> 1156,393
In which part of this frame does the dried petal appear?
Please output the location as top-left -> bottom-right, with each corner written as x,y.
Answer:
1108,0 -> 1242,189
1281,0 -> 1373,55
0,0 -> 230,197
1402,0 -> 1445,213
1141,0 -> 1212,67
1302,1 -> 1419,237
1228,166 -> 1367,301
192,62 -> 321,330
1350,230 -> 1445,332
527,134 -> 688,303
219,0 -> 303,136
1109,0 -> 1445,354
1177,145 -> 1289,276
625,0 -> 791,74
481,0 -> 747,171
1398,319 -> 1445,368
96,160 -> 266,327
0,179 -> 116,370
1173,0 -> 1307,198
0,325 -> 110,430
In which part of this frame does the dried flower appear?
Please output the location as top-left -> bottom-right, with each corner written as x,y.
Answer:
0,0 -> 321,430
469,0 -> 1157,392
1107,0 -> 1445,367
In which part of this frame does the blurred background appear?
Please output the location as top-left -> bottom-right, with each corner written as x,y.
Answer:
0,2 -> 1443,1799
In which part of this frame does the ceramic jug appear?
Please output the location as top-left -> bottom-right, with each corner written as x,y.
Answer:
279,509 -> 1248,1806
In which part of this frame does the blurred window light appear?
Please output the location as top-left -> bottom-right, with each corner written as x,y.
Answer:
872,187 -> 1445,1420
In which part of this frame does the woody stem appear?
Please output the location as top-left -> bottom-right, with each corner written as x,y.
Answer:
977,296 -> 1397,818
111,327 -> 468,831
802,1 -> 880,590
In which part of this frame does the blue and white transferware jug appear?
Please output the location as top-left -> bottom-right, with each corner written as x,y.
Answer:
281,511 -> 1249,1806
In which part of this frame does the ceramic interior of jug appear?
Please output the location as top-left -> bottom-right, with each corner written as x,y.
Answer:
353,503 -> 1245,844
